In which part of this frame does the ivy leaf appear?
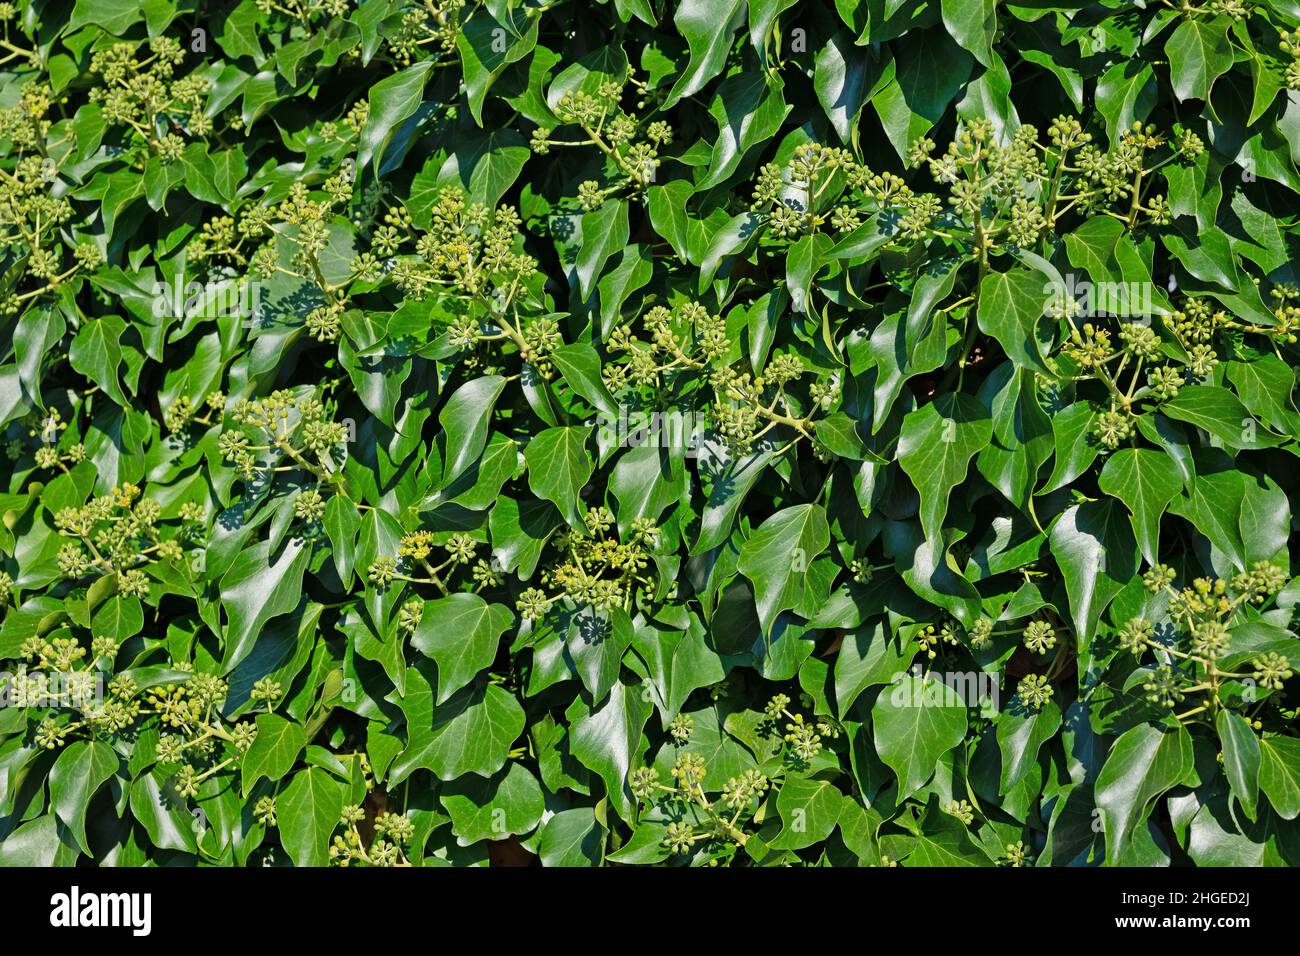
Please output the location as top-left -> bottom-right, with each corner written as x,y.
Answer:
1165,17 -> 1234,102
389,664 -> 525,783
976,268 -> 1051,374
1095,723 -> 1196,862
130,772 -> 198,854
218,537 -> 310,673
769,776 -> 844,850
813,33 -> 874,145
566,606 -> 635,703
1259,735 -> 1300,820
435,130 -> 530,212
440,375 -> 507,487
457,6 -> 539,124
941,0 -> 996,67
575,200 -> 630,299
568,677 -> 650,822
490,496 -> 562,578
524,425 -> 594,526
1042,401 -> 1100,492
68,316 -> 129,407
872,30 -> 973,159
664,0 -> 746,108
904,812 -> 991,866
996,699 -> 1062,792
1096,60 -> 1157,144
1160,385 -> 1284,450
241,713 -> 308,796
871,675 -> 969,798
49,740 -> 119,856
630,614 -> 726,720
833,619 -> 918,717
1217,710 -> 1260,820
1098,448 -> 1183,565
278,767 -> 346,867
646,179 -> 695,262
537,806 -> 605,866
550,344 -> 618,420
411,593 -> 513,704
897,394 -> 993,548
440,762 -> 545,844
358,60 -> 434,171
700,73 -> 789,189
1049,500 -> 1137,649
609,444 -> 686,534
736,504 -> 830,638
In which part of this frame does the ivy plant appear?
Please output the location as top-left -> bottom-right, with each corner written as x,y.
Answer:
1,0 -> 1300,867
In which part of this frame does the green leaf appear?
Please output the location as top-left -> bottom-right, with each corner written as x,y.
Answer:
219,538 -> 310,673
49,740 -> 119,856
457,6 -> 539,124
440,375 -> 507,487
1095,723 -> 1196,862
568,678 -> 650,822
551,344 -> 618,420
359,60 -> 433,171
1259,735 -> 1300,820
976,268 -> 1051,374
976,363 -> 1052,508
1217,711 -> 1260,820
646,180 -> 695,262
897,394 -> 993,548
769,776 -> 843,850
566,606 -> 635,703
736,504 -> 830,637
1097,449 -> 1183,565
68,316 -> 129,407
242,714 -> 308,796
440,762 -> 545,844
1160,384 -> 1284,450
1096,60 -> 1157,144
871,675 -> 969,798
130,771 -> 198,854
0,815 -> 78,866
1043,402 -> 1100,492
1227,354 -> 1300,436
278,767 -> 346,867
537,806 -> 605,866
996,699 -> 1061,792
630,614 -> 726,720
575,200 -> 630,299
941,0 -> 995,67
609,443 -> 686,534
434,129 -> 531,212
833,619 -> 918,717
1165,17 -> 1235,102
1048,500 -> 1137,649
70,0 -> 145,34
700,73 -> 789,189
524,426 -> 594,526
390,665 -> 525,783
411,593 -> 513,704
872,30 -> 973,158
813,33 -> 875,145
664,0 -> 746,108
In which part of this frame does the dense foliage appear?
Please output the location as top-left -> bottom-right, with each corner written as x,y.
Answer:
1,0 -> 1300,867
